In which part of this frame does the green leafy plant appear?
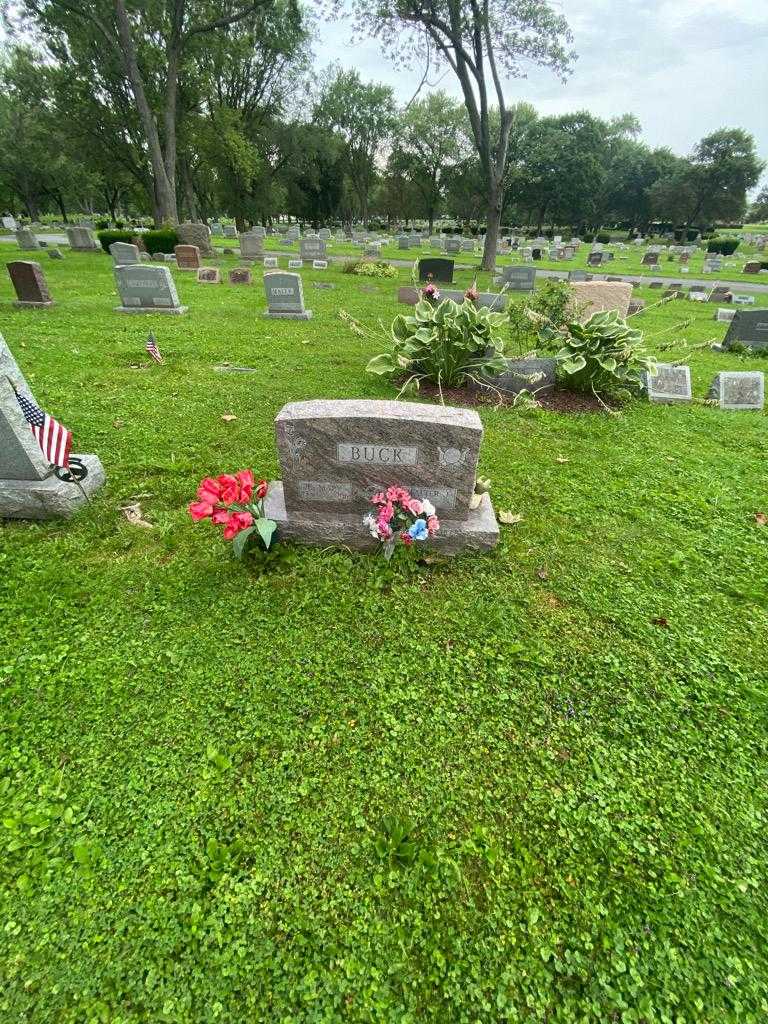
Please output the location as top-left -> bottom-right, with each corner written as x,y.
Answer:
508,279 -> 571,357
343,260 -> 397,279
374,816 -> 418,868
363,296 -> 508,391
707,237 -> 740,255
96,229 -> 135,253
541,310 -> 656,395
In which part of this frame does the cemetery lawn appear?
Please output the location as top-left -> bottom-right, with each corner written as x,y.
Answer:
2,251 -> 768,1023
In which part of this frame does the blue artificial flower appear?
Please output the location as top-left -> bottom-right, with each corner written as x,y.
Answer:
408,518 -> 429,542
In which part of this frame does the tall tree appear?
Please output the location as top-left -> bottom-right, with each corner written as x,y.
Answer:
346,0 -> 574,268
390,91 -> 467,232
747,185 -> 768,224
12,0 -> 284,224
314,68 -> 396,227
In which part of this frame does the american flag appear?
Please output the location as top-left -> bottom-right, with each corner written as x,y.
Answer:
15,392 -> 72,469
146,333 -> 163,363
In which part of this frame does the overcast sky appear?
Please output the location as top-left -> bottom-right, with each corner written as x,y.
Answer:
318,0 -> 768,184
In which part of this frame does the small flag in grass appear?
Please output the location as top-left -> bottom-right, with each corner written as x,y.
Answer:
15,392 -> 72,469
146,332 -> 163,363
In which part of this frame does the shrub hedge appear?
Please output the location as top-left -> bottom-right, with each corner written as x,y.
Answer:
707,238 -> 740,255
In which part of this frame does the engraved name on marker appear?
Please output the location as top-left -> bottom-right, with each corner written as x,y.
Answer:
413,487 -> 457,510
298,480 -> 353,501
337,443 -> 418,465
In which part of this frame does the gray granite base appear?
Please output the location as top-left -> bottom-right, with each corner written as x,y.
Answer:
264,482 -> 499,555
262,310 -> 313,320
13,301 -> 55,309
0,453 -> 105,520
113,305 -> 188,315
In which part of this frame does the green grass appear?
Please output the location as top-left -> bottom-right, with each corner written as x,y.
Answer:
1,251 -> 768,1023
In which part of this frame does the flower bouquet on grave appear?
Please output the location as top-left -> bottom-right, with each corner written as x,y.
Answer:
363,486 -> 440,560
189,470 -> 277,558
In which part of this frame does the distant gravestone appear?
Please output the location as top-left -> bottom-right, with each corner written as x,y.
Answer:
7,261 -> 54,308
2,216 -> 17,230
641,252 -> 659,267
742,261 -> 761,274
288,259 -> 303,269
15,228 -> 40,251
444,238 -> 461,255
47,249 -> 63,260
732,294 -> 755,305
569,281 -> 632,320
0,333 -> 105,519
715,308 -> 736,322
223,224 -> 237,238
312,260 -> 328,270
418,258 -> 454,283
263,272 -> 311,320
264,399 -> 498,554
397,235 -> 410,250
300,237 -> 327,261
723,310 -> 768,351
66,226 -> 100,251
210,222 -> 223,235
497,266 -> 536,291
708,371 -> 764,410
587,252 -> 603,268
263,257 -> 278,269
113,264 -> 187,314
239,232 -> 264,260
568,269 -> 588,282
176,223 -> 213,256
642,363 -> 692,403
470,357 -> 555,400
318,228 -> 331,240
174,244 -> 201,270
228,267 -> 252,285
109,241 -> 140,266
197,267 -> 221,284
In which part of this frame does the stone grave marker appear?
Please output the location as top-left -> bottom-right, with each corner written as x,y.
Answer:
397,235 -> 410,250
263,272 -> 311,319
265,399 -> 498,554
197,267 -> 221,284
288,259 -> 303,269
641,252 -> 659,267
239,232 -> 264,261
312,260 -> 328,270
496,265 -> 536,291
263,257 -> 278,269
742,261 -> 761,274
723,310 -> 768,351
47,249 -> 63,260
228,267 -> 252,285
708,371 -> 764,410
444,238 -> 461,255
15,228 -> 40,251
0,333 -> 105,519
113,264 -> 187,314
223,224 -> 237,238
715,308 -> 736,322
7,261 -> 54,308
66,226 -> 100,252
300,237 -> 327,261
210,222 -> 223,235
174,244 -> 201,270
708,286 -> 732,303
587,252 -> 603,267
642,363 -> 692,403
418,258 -> 454,283
732,294 -> 755,304
318,228 -> 331,240
2,216 -> 17,230
568,269 -> 588,282
109,241 -> 140,266
569,281 -> 632,320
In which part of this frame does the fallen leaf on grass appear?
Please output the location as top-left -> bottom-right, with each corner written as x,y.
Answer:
755,512 -> 767,526
120,503 -> 154,529
556,456 -> 569,464
112,419 -> 124,429
221,414 -> 237,423
536,567 -> 549,580
651,616 -> 669,628
498,510 -> 524,525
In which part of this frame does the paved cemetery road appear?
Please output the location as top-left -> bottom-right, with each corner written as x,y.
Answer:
0,232 -> 68,245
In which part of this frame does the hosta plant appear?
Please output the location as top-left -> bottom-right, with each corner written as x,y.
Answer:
366,296 -> 507,390
541,309 -> 656,395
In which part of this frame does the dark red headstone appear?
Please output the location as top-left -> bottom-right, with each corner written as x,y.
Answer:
7,261 -> 54,307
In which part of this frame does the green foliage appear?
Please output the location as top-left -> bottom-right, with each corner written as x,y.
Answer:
367,296 -> 507,388
543,309 -> 656,394
595,231 -> 610,243
707,237 -> 740,255
507,279 -> 572,357
142,228 -> 179,254
96,229 -> 136,253
343,259 -> 397,278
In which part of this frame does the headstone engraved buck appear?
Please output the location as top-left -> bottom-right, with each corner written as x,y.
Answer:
0,333 -> 105,519
113,264 -> 187,314
264,399 -> 499,554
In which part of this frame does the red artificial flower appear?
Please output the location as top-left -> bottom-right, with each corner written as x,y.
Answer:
188,500 -> 214,521
465,282 -> 479,301
223,510 -> 254,541
211,507 -> 230,525
400,531 -> 413,546
237,469 -> 255,502
217,474 -> 240,504
197,477 -> 222,504
255,479 -> 268,500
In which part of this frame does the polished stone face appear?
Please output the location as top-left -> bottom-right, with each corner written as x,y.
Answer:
275,399 -> 483,522
709,371 -> 765,410
643,363 -> 692,403
418,258 -> 454,283
7,261 -> 52,304
724,311 -> 768,351
174,244 -> 201,269
114,264 -> 181,308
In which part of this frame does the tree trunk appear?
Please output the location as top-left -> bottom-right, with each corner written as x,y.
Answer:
53,192 -> 68,222
115,0 -> 177,224
481,182 -> 502,271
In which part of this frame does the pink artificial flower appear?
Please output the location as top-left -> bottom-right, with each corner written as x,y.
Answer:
223,510 -> 254,541
378,503 -> 395,524
236,469 -> 255,502
188,500 -> 214,521
371,492 -> 386,505
427,515 -> 440,535
407,498 -> 423,516
465,281 -> 479,301
378,523 -> 393,540
211,507 -> 231,525
217,474 -> 240,504
197,477 -> 222,504
423,282 -> 441,301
